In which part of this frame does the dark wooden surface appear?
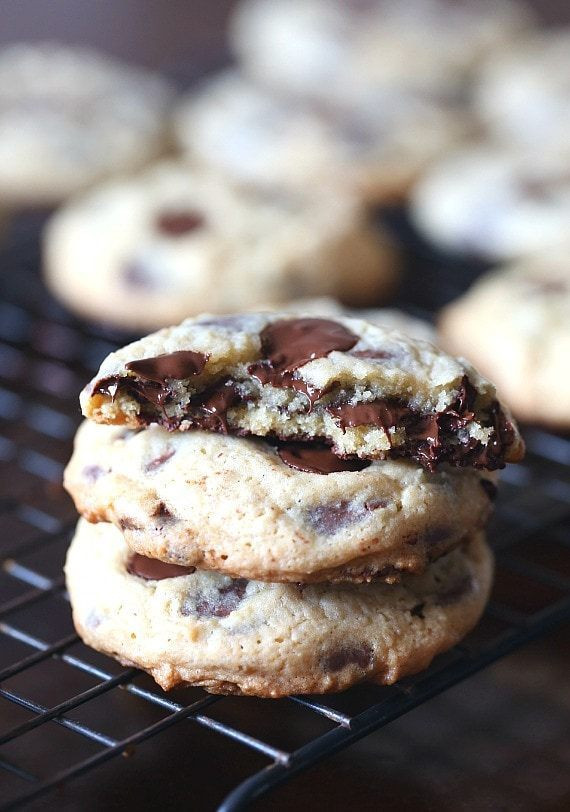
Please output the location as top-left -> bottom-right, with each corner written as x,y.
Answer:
1,2 -> 569,810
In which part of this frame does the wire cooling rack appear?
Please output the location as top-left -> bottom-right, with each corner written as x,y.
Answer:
1,214 -> 570,811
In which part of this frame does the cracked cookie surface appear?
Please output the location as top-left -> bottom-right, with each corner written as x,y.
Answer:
65,520 -> 493,697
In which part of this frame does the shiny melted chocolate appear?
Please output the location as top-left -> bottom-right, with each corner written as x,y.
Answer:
277,442 -> 370,474
248,318 -> 358,399
127,553 -> 195,580
94,350 -> 208,408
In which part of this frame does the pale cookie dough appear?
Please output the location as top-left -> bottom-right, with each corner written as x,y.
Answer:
43,161 -> 398,331
230,0 -> 533,105
65,421 -> 496,583
80,312 -> 524,470
411,146 -> 570,260
65,520 -> 493,697
475,28 -> 570,154
173,71 -> 469,204
438,252 -> 570,427
0,42 -> 173,206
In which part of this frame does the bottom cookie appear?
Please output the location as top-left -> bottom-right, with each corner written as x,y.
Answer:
65,520 -> 493,697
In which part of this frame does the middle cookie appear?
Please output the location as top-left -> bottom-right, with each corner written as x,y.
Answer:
64,421 -> 496,584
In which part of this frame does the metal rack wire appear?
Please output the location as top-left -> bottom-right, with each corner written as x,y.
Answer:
1,218 -> 570,810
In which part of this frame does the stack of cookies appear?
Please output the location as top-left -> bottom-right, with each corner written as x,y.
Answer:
64,312 -> 524,697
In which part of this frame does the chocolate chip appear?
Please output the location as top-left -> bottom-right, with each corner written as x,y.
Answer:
364,498 -> 390,511
82,465 -> 106,483
155,211 -> 205,236
248,318 -> 358,393
436,575 -> 474,606
277,442 -> 370,474
120,262 -> 157,290
144,448 -> 176,472
126,350 -> 208,382
305,500 -> 366,535
186,379 -> 241,432
322,643 -> 373,672
410,603 -> 425,618
185,578 -> 248,618
118,517 -> 142,531
127,553 -> 195,581
151,502 -> 174,520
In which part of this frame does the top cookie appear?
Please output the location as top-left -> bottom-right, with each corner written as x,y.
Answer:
230,0 -> 533,105
81,312 -> 524,470
0,42 -> 173,205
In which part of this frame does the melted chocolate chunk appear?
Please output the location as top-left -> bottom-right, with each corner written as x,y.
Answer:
305,500 -> 365,535
186,380 -> 241,432
248,318 -> 358,397
94,351 -> 209,410
126,351 -> 207,382
322,643 -> 373,672
328,375 -> 513,472
144,448 -> 176,472
191,579 -> 249,618
127,553 -> 195,580
155,211 -> 205,236
277,442 -> 370,474
364,498 -> 390,511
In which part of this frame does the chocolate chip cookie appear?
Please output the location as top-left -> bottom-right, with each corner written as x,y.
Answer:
0,42 -> 172,205
81,312 -> 524,470
438,252 -> 570,427
230,0 -> 533,106
66,519 -> 493,696
411,146 -> 570,260
44,161 -> 397,331
65,421 -> 496,583
173,70 -> 469,204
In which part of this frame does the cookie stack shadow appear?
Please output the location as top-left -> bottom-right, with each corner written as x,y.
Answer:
63,312 -> 524,698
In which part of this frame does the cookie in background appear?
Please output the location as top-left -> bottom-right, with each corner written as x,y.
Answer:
475,27 -> 570,155
230,0 -> 534,106
0,42 -> 173,207
43,162 -> 399,332
173,70 -> 471,205
438,251 -> 570,428
410,146 -> 570,261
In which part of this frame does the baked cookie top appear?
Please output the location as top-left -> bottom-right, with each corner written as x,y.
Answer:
81,311 -> 524,470
65,421 -> 496,582
0,42 -> 173,203
66,519 -> 493,696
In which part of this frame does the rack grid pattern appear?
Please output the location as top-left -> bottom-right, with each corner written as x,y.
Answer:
1,221 -> 570,810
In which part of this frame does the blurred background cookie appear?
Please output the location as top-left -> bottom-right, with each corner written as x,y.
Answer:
230,0 -> 534,106
173,70 -> 470,204
438,251 -> 570,427
44,162 -> 398,331
475,28 -> 570,154
0,42 -> 173,206
410,146 -> 570,260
